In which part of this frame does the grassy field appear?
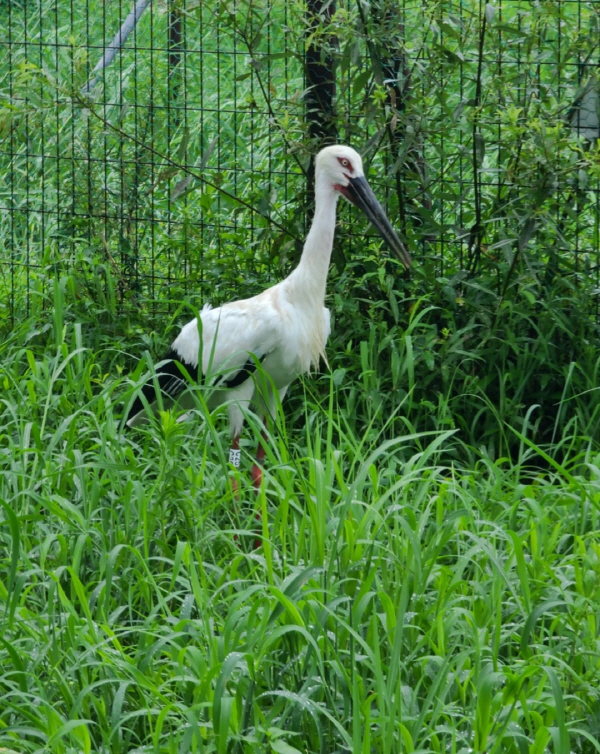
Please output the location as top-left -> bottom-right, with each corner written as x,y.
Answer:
1,282 -> 600,753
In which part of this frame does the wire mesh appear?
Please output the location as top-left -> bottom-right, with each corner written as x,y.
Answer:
1,0 -> 307,327
1,0 -> 599,331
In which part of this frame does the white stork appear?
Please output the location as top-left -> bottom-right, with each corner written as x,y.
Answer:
126,144 -> 411,488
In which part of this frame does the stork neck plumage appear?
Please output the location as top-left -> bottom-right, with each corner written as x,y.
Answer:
287,181 -> 339,306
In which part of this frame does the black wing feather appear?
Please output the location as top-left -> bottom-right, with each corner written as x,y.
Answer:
126,348 -> 198,423
221,355 -> 265,388
126,349 -> 265,424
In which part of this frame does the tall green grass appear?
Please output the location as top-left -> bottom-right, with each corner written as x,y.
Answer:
327,253 -> 600,465
1,278 -> 600,753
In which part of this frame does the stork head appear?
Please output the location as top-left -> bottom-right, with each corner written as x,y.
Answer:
315,144 -> 412,270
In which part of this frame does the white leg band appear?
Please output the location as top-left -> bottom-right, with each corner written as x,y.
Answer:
229,448 -> 241,468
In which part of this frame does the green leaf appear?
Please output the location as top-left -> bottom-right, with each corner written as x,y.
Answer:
271,740 -> 304,754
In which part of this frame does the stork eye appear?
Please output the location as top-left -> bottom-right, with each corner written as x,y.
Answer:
341,159 -> 349,167
337,156 -> 353,171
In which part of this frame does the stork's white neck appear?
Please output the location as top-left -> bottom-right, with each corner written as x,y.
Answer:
286,182 -> 339,306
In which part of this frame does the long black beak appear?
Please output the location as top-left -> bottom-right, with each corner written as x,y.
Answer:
343,175 -> 412,270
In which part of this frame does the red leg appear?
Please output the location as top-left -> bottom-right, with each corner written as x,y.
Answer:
229,431 -> 264,549
251,427 -> 268,489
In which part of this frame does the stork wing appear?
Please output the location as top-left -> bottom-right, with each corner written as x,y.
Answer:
171,295 -> 284,385
126,293 -> 284,426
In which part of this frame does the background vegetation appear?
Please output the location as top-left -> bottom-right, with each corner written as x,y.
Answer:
1,0 -> 600,751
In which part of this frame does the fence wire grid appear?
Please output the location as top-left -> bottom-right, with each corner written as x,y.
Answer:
1,0 -> 599,331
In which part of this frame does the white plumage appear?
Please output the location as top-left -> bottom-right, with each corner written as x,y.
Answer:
126,144 -> 411,485
168,290 -> 330,438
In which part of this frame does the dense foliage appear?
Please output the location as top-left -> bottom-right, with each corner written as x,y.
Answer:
1,288 -> 600,753
1,0 -> 600,752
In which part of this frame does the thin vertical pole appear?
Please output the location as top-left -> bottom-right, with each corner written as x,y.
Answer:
168,0 -> 182,125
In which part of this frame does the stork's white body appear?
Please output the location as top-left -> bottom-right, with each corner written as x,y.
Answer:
171,276 -> 331,436
128,150 -> 342,434
126,145 -> 410,485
